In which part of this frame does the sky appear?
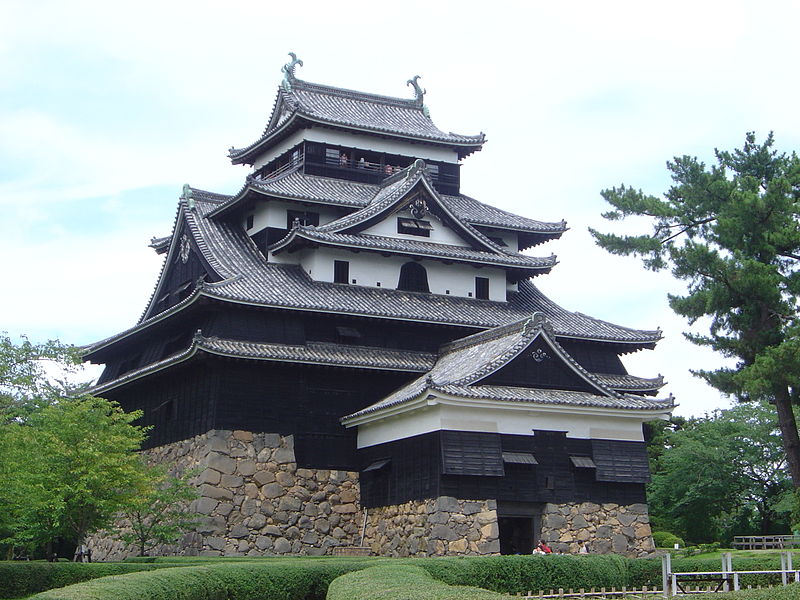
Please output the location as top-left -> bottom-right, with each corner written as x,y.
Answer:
1,0 -> 798,417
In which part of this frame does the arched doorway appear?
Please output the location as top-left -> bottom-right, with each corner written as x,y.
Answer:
397,262 -> 430,293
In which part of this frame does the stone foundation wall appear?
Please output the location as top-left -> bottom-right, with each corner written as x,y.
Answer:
540,502 -> 655,557
88,430 -> 362,560
364,496 -> 499,557
87,430 -> 654,559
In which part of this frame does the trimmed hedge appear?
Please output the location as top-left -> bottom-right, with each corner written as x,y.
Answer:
0,562 -> 170,599
327,564 -> 512,600
413,554 -> 630,594
26,560 -> 370,600
14,554 -> 800,600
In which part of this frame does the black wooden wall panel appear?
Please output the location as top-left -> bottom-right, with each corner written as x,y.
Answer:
105,361 -> 218,449
557,341 -> 628,376
359,430 -> 649,508
481,338 -> 598,392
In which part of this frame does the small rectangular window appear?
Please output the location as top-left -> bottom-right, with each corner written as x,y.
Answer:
397,217 -> 432,237
475,277 -> 489,300
336,326 -> 361,339
570,456 -> 597,469
246,214 -> 254,230
287,210 -> 319,229
334,260 -> 349,284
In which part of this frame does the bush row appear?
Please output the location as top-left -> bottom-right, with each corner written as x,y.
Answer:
10,554 -> 800,600
0,562 -> 169,599
412,555 -> 630,594
327,564 -> 512,600
27,561 -> 370,600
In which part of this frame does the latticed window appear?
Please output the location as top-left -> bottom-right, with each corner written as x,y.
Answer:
397,262 -> 430,293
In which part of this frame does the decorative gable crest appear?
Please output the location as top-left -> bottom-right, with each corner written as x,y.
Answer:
409,195 -> 429,220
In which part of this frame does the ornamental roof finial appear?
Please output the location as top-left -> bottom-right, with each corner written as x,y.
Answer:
181,183 -> 195,211
407,75 -> 426,106
282,52 -> 304,92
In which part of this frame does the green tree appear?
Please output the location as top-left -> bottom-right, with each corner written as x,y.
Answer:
2,396 -> 151,554
0,335 -> 152,557
590,132 -> 800,484
117,468 -> 199,556
0,333 -> 82,419
647,402 -> 790,543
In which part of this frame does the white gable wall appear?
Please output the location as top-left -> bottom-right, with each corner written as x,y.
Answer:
361,207 -> 468,247
244,200 -> 344,235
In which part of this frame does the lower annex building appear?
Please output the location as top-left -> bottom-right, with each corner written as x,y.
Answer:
85,56 -> 673,558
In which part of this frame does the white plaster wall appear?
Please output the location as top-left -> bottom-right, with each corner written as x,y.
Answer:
244,201 -> 344,235
251,130 -> 307,170
303,128 -> 459,164
279,246 -> 506,301
361,208 -> 467,247
477,227 -> 519,252
355,401 -> 653,449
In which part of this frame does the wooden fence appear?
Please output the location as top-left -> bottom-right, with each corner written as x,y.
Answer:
733,535 -> 800,550
518,585 -> 779,598
516,552 -> 800,598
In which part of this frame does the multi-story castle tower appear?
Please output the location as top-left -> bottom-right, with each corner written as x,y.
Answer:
86,55 -> 672,558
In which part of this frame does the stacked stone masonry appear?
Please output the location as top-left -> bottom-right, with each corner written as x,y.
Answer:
364,497 -> 499,557
540,502 -> 655,557
90,430 -> 362,560
88,430 -> 654,559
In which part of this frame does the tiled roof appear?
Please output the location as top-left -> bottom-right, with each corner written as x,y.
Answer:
229,79 -> 485,164
200,337 -> 435,371
299,161 -> 526,260
444,193 -> 567,234
86,192 -> 660,355
435,385 -> 672,411
594,373 -> 664,392
208,168 -> 565,238
342,314 -> 672,422
266,165 -> 556,269
271,228 -> 556,271
90,335 -> 437,394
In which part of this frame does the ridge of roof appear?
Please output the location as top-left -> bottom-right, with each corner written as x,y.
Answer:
89,334 -> 438,394
291,78 -> 423,109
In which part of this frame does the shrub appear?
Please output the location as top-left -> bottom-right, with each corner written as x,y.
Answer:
25,560 -> 372,600
413,554 -> 630,594
652,531 -> 685,548
0,562 -> 167,599
327,564 -> 512,600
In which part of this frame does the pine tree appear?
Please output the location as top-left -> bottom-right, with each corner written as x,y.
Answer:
590,132 -> 800,484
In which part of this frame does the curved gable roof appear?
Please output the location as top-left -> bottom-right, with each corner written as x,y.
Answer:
229,79 -> 485,165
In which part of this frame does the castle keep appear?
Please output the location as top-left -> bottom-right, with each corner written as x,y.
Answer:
86,56 -> 672,558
